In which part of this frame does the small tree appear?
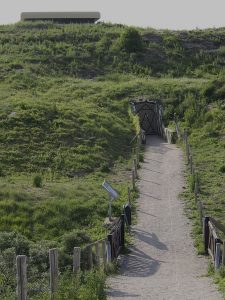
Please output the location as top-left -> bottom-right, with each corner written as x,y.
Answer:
119,27 -> 143,53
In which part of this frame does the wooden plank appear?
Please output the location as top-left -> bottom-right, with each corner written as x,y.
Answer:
208,221 -> 219,240
73,247 -> 81,273
107,241 -> 112,264
49,248 -> 58,299
108,234 -> 113,260
215,243 -> 221,270
222,241 -> 225,266
210,217 -> 225,236
16,255 -> 27,300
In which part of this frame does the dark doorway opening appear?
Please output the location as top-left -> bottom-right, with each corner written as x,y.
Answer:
131,100 -> 163,136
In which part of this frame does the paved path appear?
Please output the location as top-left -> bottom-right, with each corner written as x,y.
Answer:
107,136 -> 222,300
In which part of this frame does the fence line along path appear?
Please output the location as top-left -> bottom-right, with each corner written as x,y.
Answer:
107,135 -> 222,300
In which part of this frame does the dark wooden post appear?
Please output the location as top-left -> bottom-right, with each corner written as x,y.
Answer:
204,216 -> 210,254
186,144 -> 190,164
128,186 -> 131,205
121,214 -> 125,248
73,247 -> 81,273
88,245 -> 93,269
132,170 -> 135,190
102,240 -> 107,271
133,159 -> 138,178
16,255 -> 27,300
49,248 -> 58,299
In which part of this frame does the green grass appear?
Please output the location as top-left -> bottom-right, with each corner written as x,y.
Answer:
0,21 -> 225,298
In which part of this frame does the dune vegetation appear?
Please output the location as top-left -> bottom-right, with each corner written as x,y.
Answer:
0,21 -> 224,298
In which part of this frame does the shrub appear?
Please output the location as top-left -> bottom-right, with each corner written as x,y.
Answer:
119,27 -> 143,53
0,231 -> 30,255
0,165 -> 6,177
33,175 -> 43,188
219,165 -> 225,173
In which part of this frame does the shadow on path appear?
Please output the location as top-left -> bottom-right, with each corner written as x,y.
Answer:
119,246 -> 161,277
118,231 -> 167,278
133,229 -> 168,251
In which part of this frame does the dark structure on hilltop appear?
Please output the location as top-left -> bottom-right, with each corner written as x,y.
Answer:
21,12 -> 101,24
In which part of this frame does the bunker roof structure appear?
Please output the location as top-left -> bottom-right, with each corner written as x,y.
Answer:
21,12 -> 101,24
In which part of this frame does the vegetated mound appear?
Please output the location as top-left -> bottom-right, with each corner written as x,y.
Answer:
1,22 -> 225,175
0,21 -> 225,298
0,22 -> 225,80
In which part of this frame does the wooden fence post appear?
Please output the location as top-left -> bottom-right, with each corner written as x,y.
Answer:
108,234 -> 113,261
190,155 -> 193,174
121,214 -> 125,248
198,200 -> 203,226
107,241 -> 112,264
215,242 -> 221,271
203,217 -> 210,254
73,247 -> 81,273
88,245 -> 93,269
136,135 -> 140,165
194,179 -> 199,202
102,240 -> 107,272
95,242 -> 100,267
132,170 -> 135,190
49,248 -> 58,299
186,143 -> 190,164
16,255 -> 27,300
128,186 -> 131,205
133,159 -> 138,178
136,147 -> 139,165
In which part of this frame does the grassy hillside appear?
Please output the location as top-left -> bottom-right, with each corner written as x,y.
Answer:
1,22 -> 225,79
0,21 -> 225,298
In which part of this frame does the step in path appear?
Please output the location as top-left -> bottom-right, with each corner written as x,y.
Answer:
107,135 -> 222,300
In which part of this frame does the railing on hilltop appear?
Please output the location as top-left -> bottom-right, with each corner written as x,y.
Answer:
174,118 -> 225,271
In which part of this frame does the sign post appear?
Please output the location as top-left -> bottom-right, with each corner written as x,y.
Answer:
102,181 -> 119,221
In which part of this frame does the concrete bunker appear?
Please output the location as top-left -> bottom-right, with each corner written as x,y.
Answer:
21,12 -> 101,24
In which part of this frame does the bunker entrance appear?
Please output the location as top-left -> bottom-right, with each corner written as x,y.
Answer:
131,100 -> 163,136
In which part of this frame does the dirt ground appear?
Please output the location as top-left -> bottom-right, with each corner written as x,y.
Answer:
107,136 -> 222,300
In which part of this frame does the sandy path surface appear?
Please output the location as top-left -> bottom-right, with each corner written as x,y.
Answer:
107,136 -> 222,300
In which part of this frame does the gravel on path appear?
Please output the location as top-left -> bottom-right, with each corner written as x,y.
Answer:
107,136 -> 222,300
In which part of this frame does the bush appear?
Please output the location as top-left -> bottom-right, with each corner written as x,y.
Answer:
0,231 -> 30,255
119,27 -> 143,53
33,175 -> 43,188
219,165 -> 225,173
